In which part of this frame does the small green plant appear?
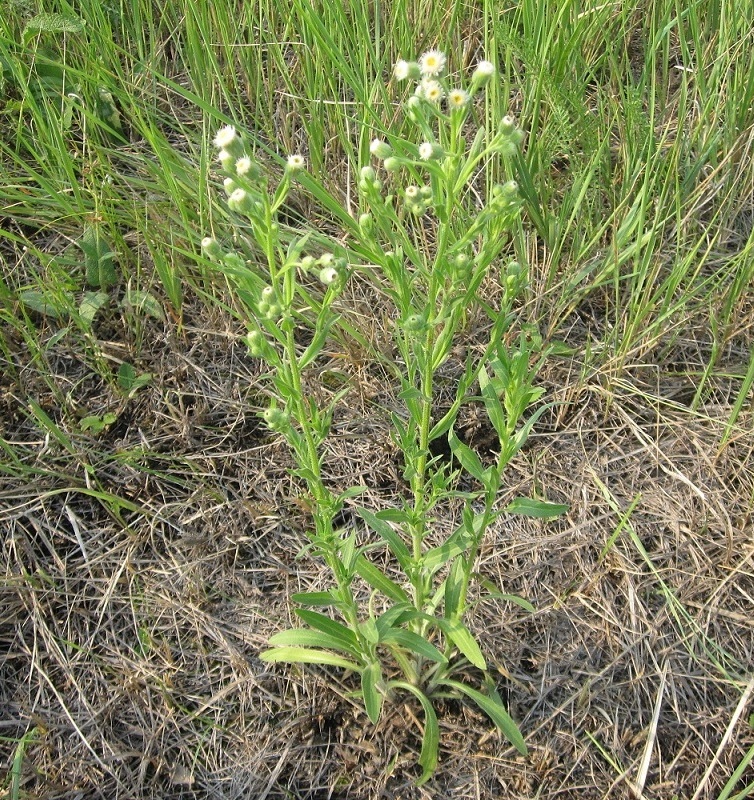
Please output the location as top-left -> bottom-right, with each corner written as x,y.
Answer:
200,51 -> 566,782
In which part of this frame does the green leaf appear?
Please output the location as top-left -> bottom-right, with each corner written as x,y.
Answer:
444,557 -> 466,620
18,289 -> 68,319
436,678 -> 527,755
291,591 -> 336,607
448,428 -> 488,483
78,291 -> 109,328
361,661 -> 383,724
259,647 -> 360,672
80,222 -> 117,290
379,628 -> 447,664
388,681 -> 439,785
435,618 -> 486,670
299,314 -> 338,369
477,577 -> 535,612
23,12 -> 85,42
295,610 -> 360,652
268,628 -> 359,656
503,497 -> 569,518
126,289 -> 165,321
355,556 -> 410,603
356,507 -> 412,569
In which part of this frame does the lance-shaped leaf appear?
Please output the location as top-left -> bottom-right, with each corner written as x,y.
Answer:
355,556 -> 410,604
361,661 -> 384,723
436,678 -> 527,755
294,610 -> 360,654
503,497 -> 569,518
269,628 -> 360,656
260,647 -> 361,672
387,681 -> 439,785
434,618 -> 486,670
379,628 -> 448,664
356,507 -> 412,569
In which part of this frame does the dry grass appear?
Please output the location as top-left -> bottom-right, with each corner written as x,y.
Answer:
1,272 -> 753,799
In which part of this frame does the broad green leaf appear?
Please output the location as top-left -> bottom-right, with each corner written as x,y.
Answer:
379,629 -> 447,664
126,289 -> 165,321
437,678 -> 527,755
388,681 -> 439,785
295,610 -> 359,651
78,291 -> 109,327
291,591 -> 336,607
355,556 -> 410,603
268,628 -> 359,656
361,661 -> 383,724
18,289 -> 68,319
356,507 -> 412,569
503,497 -> 569,518
435,618 -> 487,670
259,647 -> 360,672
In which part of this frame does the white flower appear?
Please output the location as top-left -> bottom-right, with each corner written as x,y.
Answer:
235,156 -> 253,175
286,154 -> 305,171
419,142 -> 443,160
394,59 -> 410,80
214,125 -> 237,149
419,50 -> 446,77
447,88 -> 470,109
475,60 -> 495,78
394,59 -> 420,81
419,79 -> 444,104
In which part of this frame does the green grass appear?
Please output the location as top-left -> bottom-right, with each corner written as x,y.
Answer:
1,0 -> 753,795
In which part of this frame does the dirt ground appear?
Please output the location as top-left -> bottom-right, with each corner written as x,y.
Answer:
1,271 -> 753,798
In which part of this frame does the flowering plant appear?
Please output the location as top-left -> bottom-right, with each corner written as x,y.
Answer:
201,51 -> 565,783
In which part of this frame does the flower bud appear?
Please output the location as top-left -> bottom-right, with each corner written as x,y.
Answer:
261,285 -> 276,302
263,407 -> 289,431
402,312 -> 427,332
500,115 -> 516,135
299,255 -> 316,272
419,141 -> 444,161
319,266 -> 340,286
223,252 -> 245,270
471,60 -> 495,89
383,156 -> 401,172
405,95 -> 425,123
218,149 -> 235,172
223,177 -> 238,195
358,213 -> 373,235
201,236 -> 223,261
369,138 -> 393,159
360,165 -> 376,182
419,185 -> 433,200
228,187 -> 252,214
393,59 -> 421,81
236,155 -> 262,180
246,329 -> 266,357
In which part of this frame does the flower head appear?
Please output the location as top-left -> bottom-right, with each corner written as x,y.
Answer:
419,141 -> 443,160
447,88 -> 470,110
419,50 -> 446,77
475,60 -> 495,79
214,125 -> 237,150
286,154 -> 305,172
369,138 -> 393,159
419,79 -> 444,104
394,59 -> 420,81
